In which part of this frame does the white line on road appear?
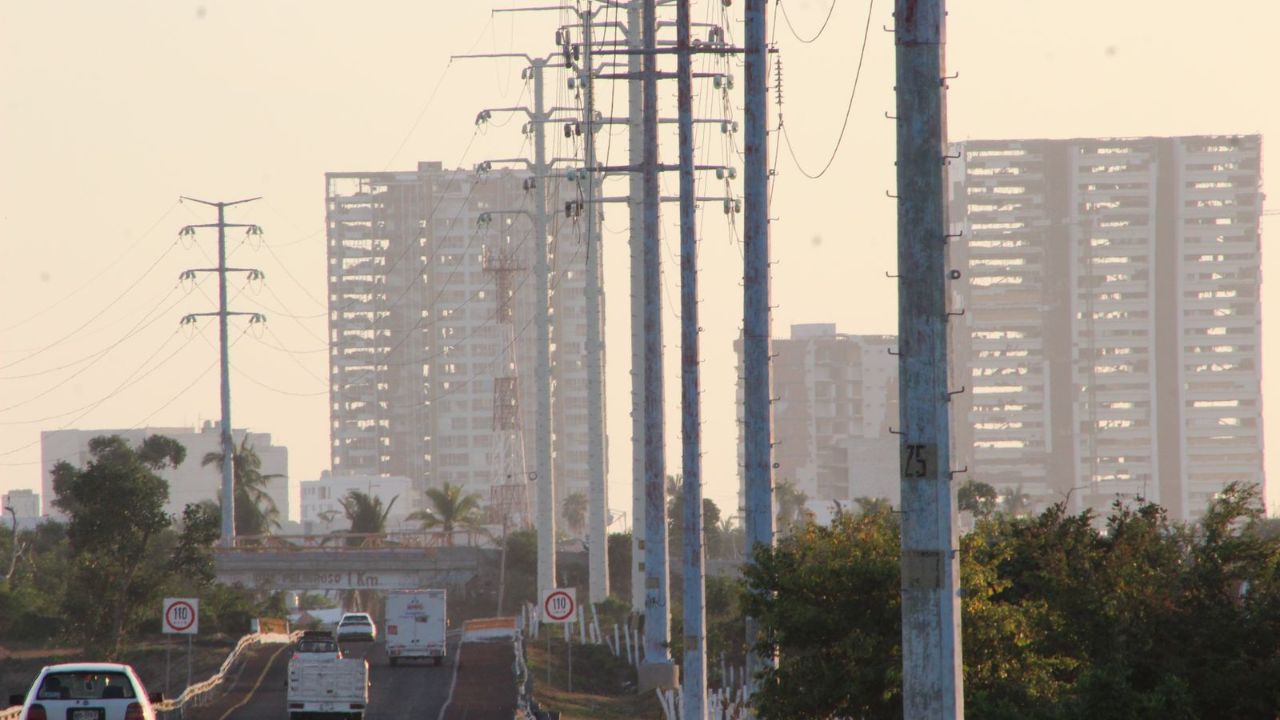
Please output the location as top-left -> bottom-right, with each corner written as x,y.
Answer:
435,641 -> 464,720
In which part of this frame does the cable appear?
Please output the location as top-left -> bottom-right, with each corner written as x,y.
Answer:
777,0 -> 838,44
779,0 -> 875,181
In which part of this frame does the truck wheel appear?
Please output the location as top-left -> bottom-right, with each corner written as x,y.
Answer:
434,656 -> 442,667
389,657 -> 398,667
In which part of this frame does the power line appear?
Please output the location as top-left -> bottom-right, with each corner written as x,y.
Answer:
777,0 -> 838,44
779,0 -> 876,180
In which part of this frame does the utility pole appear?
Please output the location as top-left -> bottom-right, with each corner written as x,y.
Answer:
626,0 -> 648,618
178,196 -> 263,548
638,0 -> 677,692
742,0 -> 775,686
457,51 -> 560,604
894,0 -> 964,716
675,0 -> 706,716
578,2 -> 611,607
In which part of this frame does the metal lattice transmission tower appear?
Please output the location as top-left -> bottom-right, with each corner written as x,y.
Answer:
483,241 -> 534,530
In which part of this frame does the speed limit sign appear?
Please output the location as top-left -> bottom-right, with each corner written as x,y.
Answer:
163,597 -> 199,635
541,588 -> 577,624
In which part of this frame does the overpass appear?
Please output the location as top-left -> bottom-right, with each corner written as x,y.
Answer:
214,532 -> 489,592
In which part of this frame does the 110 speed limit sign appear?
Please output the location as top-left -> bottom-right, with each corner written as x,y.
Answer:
541,588 -> 577,624
163,597 -> 199,635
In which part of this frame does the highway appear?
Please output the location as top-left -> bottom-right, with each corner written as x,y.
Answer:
184,637 -> 466,720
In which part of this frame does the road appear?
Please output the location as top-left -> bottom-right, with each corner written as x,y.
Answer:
184,638 -> 464,720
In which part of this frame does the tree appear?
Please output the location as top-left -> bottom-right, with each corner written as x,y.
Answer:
408,482 -> 482,544
562,491 -> 588,538
340,490 -> 399,540
958,480 -> 999,519
171,499 -> 221,586
52,434 -> 184,657
201,436 -> 283,538
774,479 -> 811,536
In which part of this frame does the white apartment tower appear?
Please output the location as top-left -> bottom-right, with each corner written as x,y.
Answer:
737,324 -> 901,522
326,162 -> 593,520
948,135 -> 1264,520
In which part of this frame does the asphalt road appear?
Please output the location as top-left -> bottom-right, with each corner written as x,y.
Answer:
185,638 -> 462,720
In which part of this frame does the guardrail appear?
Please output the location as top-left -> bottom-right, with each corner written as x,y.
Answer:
154,630 -> 296,716
0,631 -> 296,720
221,531 -> 488,552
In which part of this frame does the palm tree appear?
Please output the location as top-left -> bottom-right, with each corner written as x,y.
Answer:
202,436 -> 282,538
775,479 -> 812,536
562,491 -> 588,538
408,482 -> 483,545
339,490 -> 399,540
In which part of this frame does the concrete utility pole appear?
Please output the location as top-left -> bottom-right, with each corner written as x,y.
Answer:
178,195 -> 263,548
675,0 -> 706,716
894,0 -> 964,716
578,2 -> 611,607
639,0 -> 677,691
626,0 -> 648,619
742,0 -> 775,685
455,51 -> 560,604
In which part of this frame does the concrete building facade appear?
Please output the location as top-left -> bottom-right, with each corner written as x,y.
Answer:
737,324 -> 901,523
325,162 -> 592,522
2,488 -> 39,520
299,471 -> 414,534
948,134 -> 1264,520
40,424 -> 290,522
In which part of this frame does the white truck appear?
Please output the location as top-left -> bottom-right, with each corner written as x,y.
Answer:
384,589 -> 447,666
286,653 -> 369,720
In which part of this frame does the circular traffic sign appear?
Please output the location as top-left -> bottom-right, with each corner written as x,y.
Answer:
165,600 -> 197,632
543,590 -> 575,622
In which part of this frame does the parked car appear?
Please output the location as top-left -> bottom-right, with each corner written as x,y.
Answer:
335,612 -> 377,642
9,663 -> 162,720
293,630 -> 343,661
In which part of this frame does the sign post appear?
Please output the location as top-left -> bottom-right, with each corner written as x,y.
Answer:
163,597 -> 198,711
541,589 -> 577,691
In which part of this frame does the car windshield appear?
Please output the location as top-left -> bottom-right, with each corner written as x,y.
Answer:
39,672 -> 135,701
343,617 -> 371,625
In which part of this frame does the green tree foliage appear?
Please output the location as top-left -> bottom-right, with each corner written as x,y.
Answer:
51,434 -> 184,657
562,491 -> 588,538
171,499 -> 222,586
408,482 -> 482,543
774,479 -> 812,537
957,480 -> 998,518
340,490 -> 398,537
201,436 -> 283,538
607,531 -> 632,602
743,483 -> 1280,719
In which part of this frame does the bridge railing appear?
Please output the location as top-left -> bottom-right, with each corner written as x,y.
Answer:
219,530 -> 491,552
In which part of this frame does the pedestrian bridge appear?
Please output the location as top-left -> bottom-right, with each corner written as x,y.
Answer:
213,532 -> 489,592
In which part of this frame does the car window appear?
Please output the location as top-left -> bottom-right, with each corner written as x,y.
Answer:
39,672 -> 135,701
297,640 -> 338,653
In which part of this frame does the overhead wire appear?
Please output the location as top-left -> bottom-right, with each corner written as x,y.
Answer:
777,0 -> 838,44
778,0 -> 876,180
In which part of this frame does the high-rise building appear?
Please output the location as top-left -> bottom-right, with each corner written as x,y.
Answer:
948,135 -> 1264,520
2,488 -> 39,521
326,162 -> 592,520
737,324 -> 900,523
40,424 -> 290,522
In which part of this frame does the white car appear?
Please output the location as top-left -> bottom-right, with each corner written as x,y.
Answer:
335,612 -> 377,643
9,663 -> 161,720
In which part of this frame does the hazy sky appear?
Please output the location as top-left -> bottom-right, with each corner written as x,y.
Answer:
1,1 -> 1276,520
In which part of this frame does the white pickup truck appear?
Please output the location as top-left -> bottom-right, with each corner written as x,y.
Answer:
385,589 -> 447,666
286,651 -> 369,720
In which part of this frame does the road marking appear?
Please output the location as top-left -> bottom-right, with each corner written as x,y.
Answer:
434,642 -> 463,720
217,643 -> 289,720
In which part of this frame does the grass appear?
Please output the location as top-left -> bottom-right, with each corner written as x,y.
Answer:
526,634 -> 664,720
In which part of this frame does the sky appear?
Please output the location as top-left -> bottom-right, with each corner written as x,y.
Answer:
0,0 -> 1276,522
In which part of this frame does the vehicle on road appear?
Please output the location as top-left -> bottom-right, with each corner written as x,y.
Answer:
8,663 -> 161,720
286,650 -> 368,720
335,612 -> 377,643
293,631 -> 343,661
385,589 -> 447,666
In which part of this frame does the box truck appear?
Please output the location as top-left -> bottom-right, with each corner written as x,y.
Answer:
385,589 -> 447,666
286,652 -> 368,719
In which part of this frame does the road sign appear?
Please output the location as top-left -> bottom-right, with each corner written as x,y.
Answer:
163,597 -> 199,635
541,588 -> 577,624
